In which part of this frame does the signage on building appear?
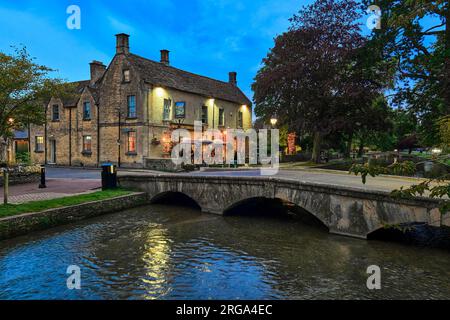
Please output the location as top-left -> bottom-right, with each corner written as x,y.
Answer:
175,101 -> 186,119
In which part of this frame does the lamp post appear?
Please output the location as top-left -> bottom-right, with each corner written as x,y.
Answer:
270,117 -> 278,128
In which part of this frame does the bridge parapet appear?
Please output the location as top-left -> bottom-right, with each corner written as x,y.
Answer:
118,173 -> 447,239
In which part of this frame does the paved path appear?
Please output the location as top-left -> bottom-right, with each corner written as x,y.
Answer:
183,168 -> 431,193
0,177 -> 101,204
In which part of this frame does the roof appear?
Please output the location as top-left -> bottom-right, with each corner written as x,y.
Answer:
62,80 -> 91,107
128,54 -> 252,106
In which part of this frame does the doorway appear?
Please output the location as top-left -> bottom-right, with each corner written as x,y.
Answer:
50,140 -> 56,164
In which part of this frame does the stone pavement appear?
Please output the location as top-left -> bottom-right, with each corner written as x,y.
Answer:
0,178 -> 101,204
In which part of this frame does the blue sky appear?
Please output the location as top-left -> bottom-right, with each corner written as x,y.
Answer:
0,0 -> 320,103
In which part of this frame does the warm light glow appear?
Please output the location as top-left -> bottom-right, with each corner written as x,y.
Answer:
431,148 -> 442,155
270,117 -> 278,126
8,118 -> 14,124
209,98 -> 215,105
155,87 -> 165,97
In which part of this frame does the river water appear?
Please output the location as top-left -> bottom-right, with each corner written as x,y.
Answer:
0,204 -> 449,300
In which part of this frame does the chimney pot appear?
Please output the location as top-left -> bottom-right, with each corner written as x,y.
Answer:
116,33 -> 130,54
229,72 -> 237,86
160,49 -> 170,65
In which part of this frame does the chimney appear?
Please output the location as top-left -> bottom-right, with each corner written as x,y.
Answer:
160,49 -> 170,65
89,60 -> 106,84
229,72 -> 237,86
116,33 -> 130,54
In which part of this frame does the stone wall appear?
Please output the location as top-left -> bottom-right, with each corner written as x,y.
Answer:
0,172 -> 40,187
0,193 -> 149,240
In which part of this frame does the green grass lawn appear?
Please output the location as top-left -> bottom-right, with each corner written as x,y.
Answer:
0,188 -> 133,218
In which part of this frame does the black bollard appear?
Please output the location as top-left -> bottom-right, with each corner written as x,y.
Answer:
38,165 -> 46,189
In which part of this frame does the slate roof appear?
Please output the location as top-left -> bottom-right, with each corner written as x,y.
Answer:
128,54 -> 251,106
62,80 -> 91,107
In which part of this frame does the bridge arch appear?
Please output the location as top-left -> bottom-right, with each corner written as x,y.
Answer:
150,191 -> 202,210
223,196 -> 329,231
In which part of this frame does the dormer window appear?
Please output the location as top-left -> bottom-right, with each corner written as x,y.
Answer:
123,69 -> 130,82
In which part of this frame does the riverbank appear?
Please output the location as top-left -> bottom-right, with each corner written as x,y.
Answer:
0,190 -> 149,240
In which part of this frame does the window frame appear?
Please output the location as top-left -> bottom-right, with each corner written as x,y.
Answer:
35,136 -> 44,152
201,105 -> 208,124
52,104 -> 60,121
218,108 -> 225,126
127,95 -> 137,119
83,101 -> 91,120
163,98 -> 172,121
237,111 -> 243,128
123,69 -> 131,83
127,131 -> 137,154
82,135 -> 92,154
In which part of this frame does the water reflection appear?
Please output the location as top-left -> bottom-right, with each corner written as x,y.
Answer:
0,204 -> 449,300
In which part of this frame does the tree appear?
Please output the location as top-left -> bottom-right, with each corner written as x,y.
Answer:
0,47 -> 72,163
253,0 -> 391,162
363,0 -> 449,146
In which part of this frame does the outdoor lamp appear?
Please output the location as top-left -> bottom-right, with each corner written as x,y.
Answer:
270,117 -> 278,127
431,148 -> 442,155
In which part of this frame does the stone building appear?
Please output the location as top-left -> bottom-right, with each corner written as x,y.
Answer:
29,33 -> 252,168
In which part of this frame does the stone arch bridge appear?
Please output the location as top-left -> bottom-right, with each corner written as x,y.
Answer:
118,174 -> 448,239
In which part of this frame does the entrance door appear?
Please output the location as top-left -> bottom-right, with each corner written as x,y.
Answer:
50,140 -> 57,164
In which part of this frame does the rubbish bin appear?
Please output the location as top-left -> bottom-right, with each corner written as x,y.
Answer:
101,163 -> 117,190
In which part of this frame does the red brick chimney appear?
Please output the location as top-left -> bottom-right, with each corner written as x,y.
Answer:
116,33 -> 130,54
160,49 -> 170,65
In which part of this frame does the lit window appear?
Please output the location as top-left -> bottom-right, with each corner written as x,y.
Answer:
163,99 -> 171,121
52,105 -> 59,121
128,131 -> 136,153
123,70 -> 130,82
35,136 -> 44,152
127,95 -> 136,118
201,105 -> 208,124
218,108 -> 225,126
83,135 -> 92,153
83,102 -> 91,120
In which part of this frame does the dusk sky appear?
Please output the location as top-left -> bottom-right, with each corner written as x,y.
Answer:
0,0 -> 322,105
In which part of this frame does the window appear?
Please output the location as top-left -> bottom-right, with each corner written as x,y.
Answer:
127,131 -> 136,153
218,108 -> 225,126
123,69 -> 130,82
83,136 -> 92,153
163,99 -> 171,121
35,136 -> 44,152
127,95 -> 136,118
83,102 -> 91,120
201,105 -> 208,124
237,111 -> 243,128
52,105 -> 59,121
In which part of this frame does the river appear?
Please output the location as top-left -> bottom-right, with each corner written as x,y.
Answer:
0,204 -> 449,299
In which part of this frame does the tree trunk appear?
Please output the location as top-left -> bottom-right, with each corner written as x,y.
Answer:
344,132 -> 353,158
357,136 -> 365,157
311,131 -> 322,163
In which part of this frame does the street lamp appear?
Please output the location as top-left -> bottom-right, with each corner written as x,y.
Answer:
270,117 -> 278,128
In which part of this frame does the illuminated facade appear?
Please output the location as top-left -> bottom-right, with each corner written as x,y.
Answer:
29,33 -> 252,168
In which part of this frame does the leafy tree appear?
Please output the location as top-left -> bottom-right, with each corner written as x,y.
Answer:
0,47 -> 73,163
253,0 -> 393,162
362,0 -> 449,145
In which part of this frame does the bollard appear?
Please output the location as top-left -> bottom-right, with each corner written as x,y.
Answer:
38,165 -> 46,189
3,168 -> 8,205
